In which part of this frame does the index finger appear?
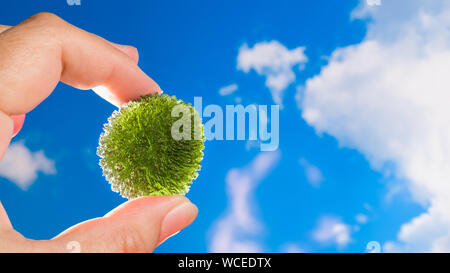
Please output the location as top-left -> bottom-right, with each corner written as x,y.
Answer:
0,13 -> 161,159
0,12 -> 161,116
0,23 -> 140,138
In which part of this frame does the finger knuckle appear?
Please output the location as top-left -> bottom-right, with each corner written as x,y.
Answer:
23,12 -> 67,35
117,226 -> 150,253
27,12 -> 64,26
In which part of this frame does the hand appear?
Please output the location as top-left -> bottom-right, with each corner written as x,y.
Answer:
0,13 -> 198,253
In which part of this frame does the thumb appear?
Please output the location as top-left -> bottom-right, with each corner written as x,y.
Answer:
40,196 -> 198,252
0,202 -> 12,231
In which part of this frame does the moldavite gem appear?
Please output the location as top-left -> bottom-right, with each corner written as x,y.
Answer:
97,93 -> 205,199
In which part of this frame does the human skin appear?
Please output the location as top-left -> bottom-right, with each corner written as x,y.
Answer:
0,13 -> 198,252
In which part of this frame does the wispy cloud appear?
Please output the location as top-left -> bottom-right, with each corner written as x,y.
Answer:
280,243 -> 305,253
301,0 -> 450,252
0,141 -> 56,190
237,41 -> 307,106
299,158 -> 324,188
209,151 -> 281,252
355,213 -> 368,225
219,83 -> 239,96
312,216 -> 352,248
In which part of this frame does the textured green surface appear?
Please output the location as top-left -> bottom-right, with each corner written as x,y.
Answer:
97,93 -> 205,199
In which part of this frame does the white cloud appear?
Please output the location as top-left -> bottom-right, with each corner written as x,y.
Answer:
237,41 -> 307,105
300,0 -> 450,252
0,142 -> 56,190
209,151 -> 281,252
355,213 -> 368,225
312,216 -> 352,247
280,243 -> 305,253
299,158 -> 324,188
219,84 -> 239,96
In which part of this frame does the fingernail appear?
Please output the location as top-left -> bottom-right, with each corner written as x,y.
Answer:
0,111 -> 13,158
12,114 -> 25,137
158,201 -> 198,245
109,42 -> 139,62
157,231 -> 180,247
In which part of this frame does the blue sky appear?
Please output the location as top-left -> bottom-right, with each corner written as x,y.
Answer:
2,0 -> 450,253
